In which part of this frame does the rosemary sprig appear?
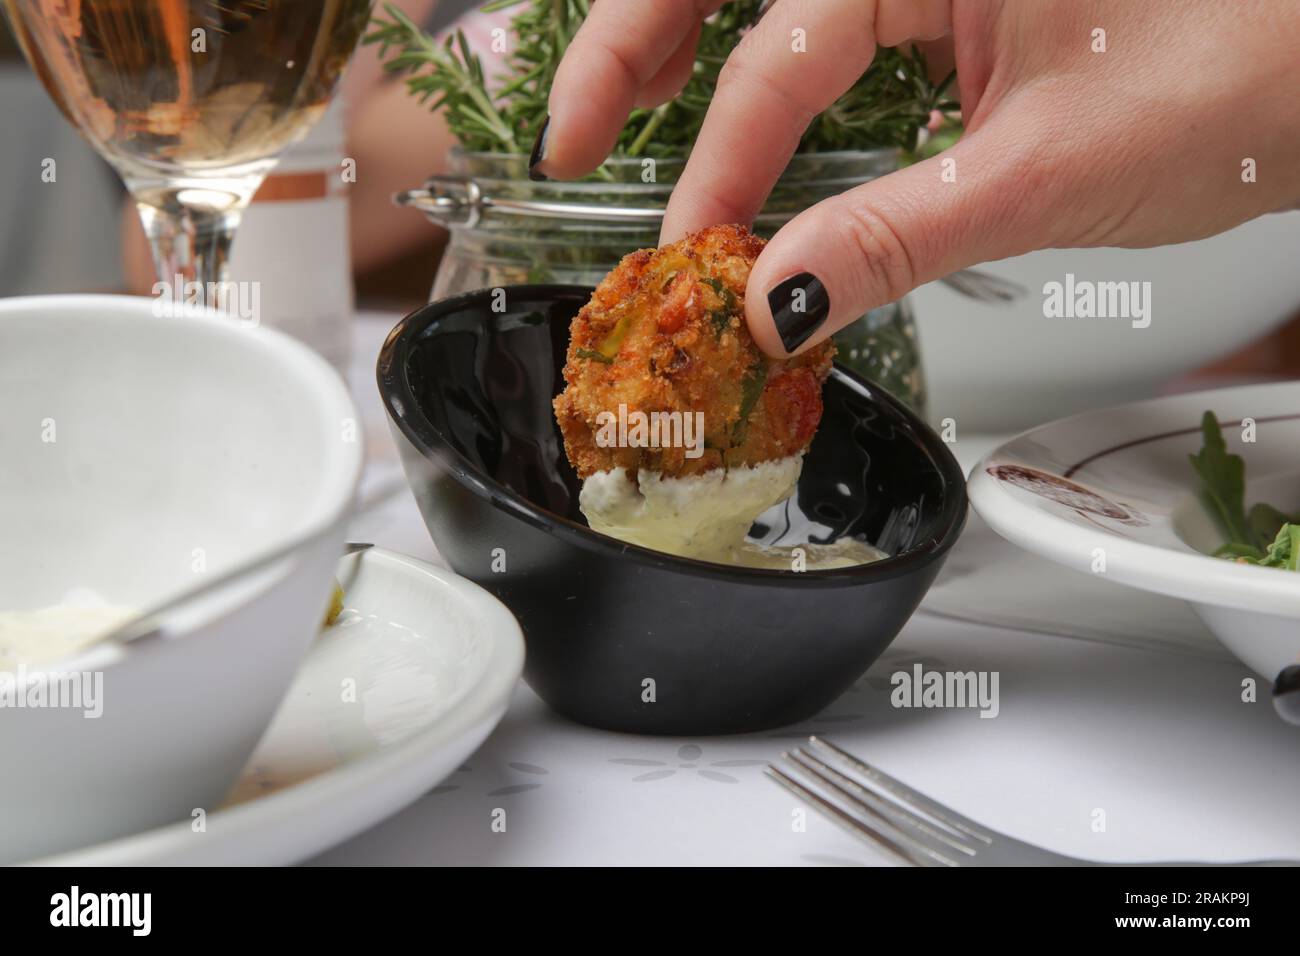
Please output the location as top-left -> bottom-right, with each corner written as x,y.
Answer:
365,0 -> 955,160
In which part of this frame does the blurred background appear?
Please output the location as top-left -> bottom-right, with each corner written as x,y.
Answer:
3,0 -> 1298,432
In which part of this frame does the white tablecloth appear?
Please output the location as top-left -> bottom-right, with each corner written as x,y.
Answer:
312,314 -> 1300,866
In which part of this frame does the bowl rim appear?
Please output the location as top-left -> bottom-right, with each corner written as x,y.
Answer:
378,284 -> 967,587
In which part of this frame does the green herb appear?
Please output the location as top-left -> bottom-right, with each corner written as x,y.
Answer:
365,2 -> 527,151
701,276 -> 735,309
732,362 -> 769,445
574,346 -> 613,364
700,277 -> 737,338
709,309 -> 731,338
366,0 -> 955,160
1190,411 -> 1300,566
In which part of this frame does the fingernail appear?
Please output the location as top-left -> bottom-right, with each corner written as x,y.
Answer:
767,272 -> 829,353
528,114 -> 551,182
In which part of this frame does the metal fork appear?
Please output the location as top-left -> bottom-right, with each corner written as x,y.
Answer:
937,266 -> 1027,304
766,737 -> 1299,866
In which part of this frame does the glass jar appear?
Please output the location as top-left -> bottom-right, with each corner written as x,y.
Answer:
399,149 -> 925,411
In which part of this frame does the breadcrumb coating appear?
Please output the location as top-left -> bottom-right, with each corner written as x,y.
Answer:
553,224 -> 835,479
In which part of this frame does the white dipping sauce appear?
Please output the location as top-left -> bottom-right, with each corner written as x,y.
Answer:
0,606 -> 136,670
579,455 -> 885,570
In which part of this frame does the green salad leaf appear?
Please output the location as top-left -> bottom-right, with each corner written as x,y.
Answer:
1246,502 -> 1294,548
1191,411 -> 1300,567
1253,523 -> 1300,571
1189,412 -> 1256,550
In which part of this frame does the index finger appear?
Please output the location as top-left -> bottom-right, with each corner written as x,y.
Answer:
660,0 -> 880,241
537,0 -> 726,180
661,0 -> 953,241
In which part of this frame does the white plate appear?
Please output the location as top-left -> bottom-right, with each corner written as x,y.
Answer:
24,547 -> 524,866
968,382 -> 1300,680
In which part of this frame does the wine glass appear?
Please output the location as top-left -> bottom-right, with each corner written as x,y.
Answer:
2,0 -> 373,303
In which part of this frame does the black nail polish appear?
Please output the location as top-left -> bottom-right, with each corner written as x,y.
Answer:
528,114 -> 551,182
768,272 -> 829,353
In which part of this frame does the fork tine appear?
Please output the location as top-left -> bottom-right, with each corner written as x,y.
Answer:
765,765 -> 955,867
968,272 -> 1023,302
940,272 -> 979,298
940,268 -> 1027,305
809,737 -> 994,844
789,748 -> 977,858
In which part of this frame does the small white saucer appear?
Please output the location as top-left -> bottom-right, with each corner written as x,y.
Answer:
26,547 -> 524,866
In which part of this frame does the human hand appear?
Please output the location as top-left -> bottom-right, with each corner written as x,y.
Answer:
532,0 -> 1300,356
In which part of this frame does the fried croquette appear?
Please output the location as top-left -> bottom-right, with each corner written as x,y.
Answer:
553,224 -> 835,480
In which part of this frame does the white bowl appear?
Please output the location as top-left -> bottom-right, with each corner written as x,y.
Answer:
0,295 -> 363,863
968,382 -> 1300,680
915,212 -> 1300,431
25,547 -> 526,866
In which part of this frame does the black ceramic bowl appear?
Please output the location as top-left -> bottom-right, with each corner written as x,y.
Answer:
378,285 -> 966,735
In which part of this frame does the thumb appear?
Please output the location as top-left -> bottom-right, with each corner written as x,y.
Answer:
745,122 -> 1051,357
